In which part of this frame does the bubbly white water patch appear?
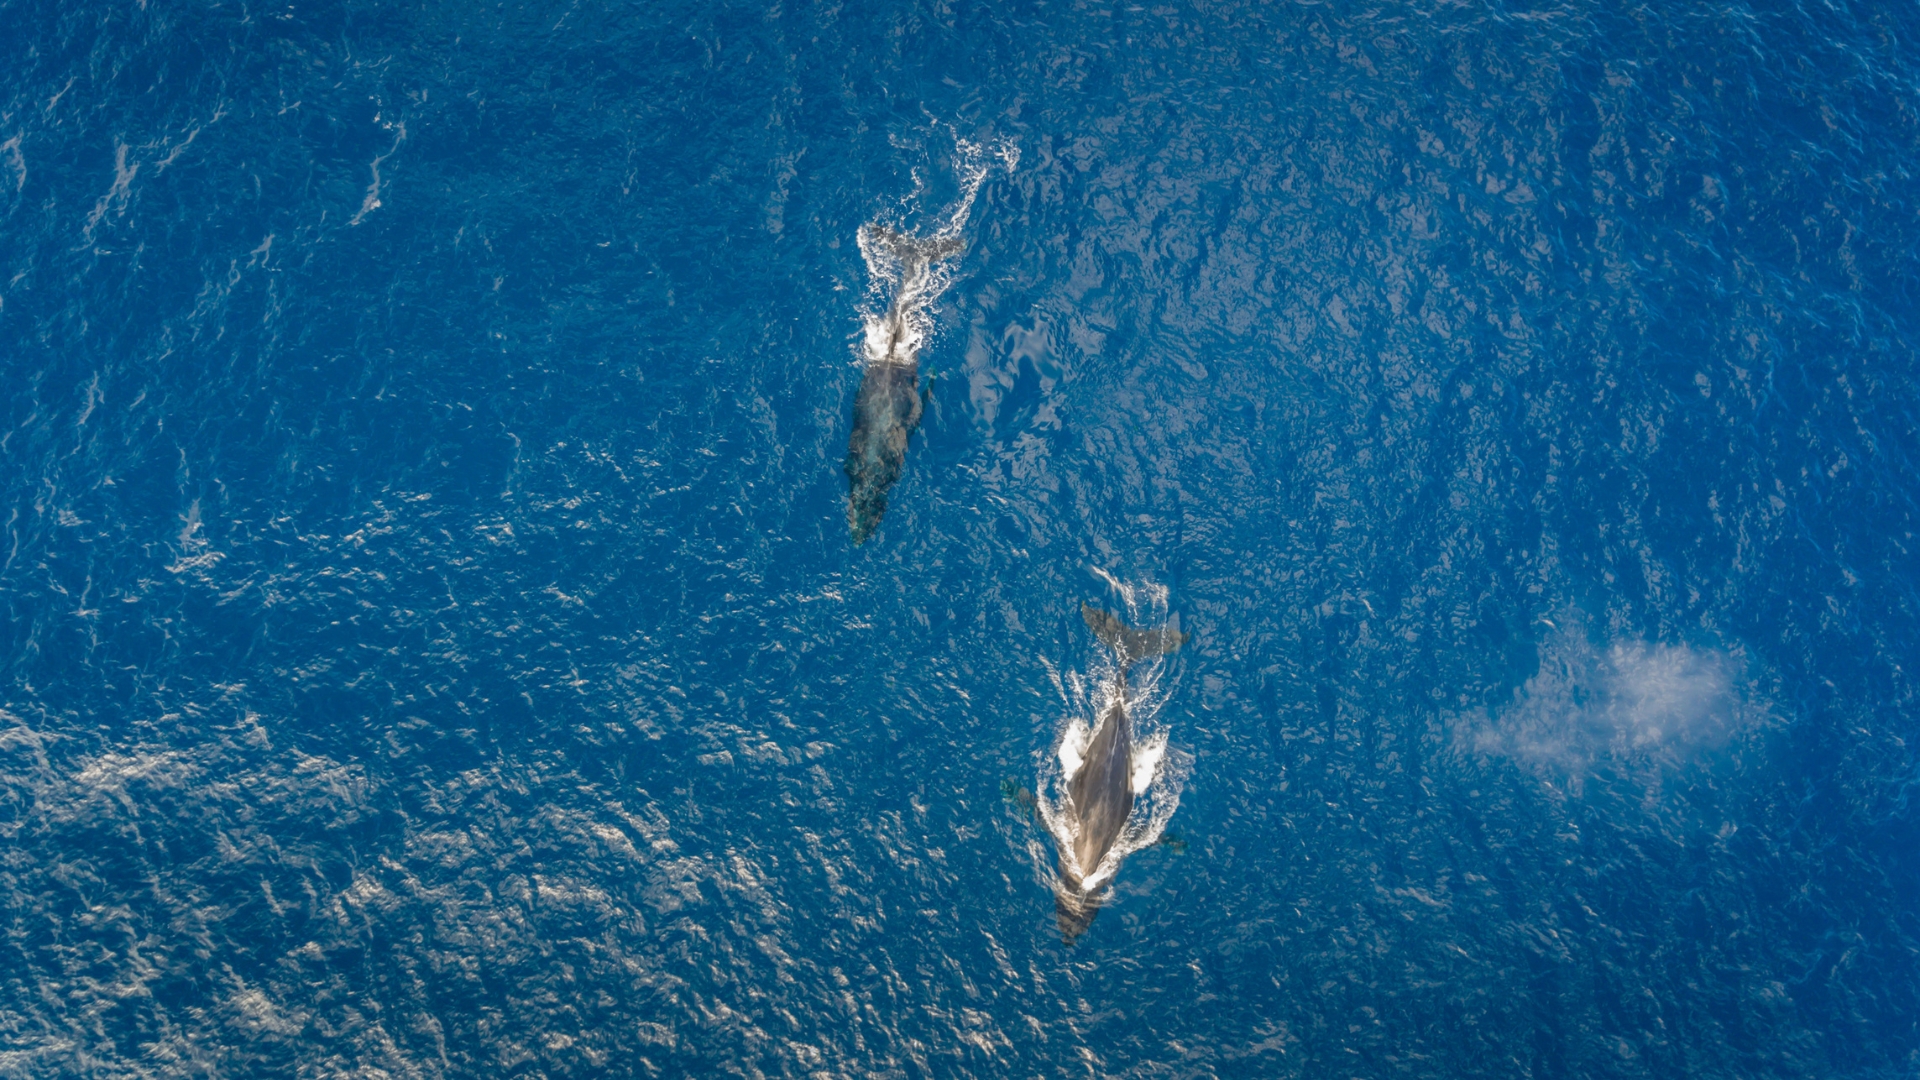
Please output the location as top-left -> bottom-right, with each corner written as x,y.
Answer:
1470,620 -> 1768,779
1129,731 -> 1167,796
1056,716 -> 1089,781
1601,642 -> 1741,749
1032,573 -> 1189,894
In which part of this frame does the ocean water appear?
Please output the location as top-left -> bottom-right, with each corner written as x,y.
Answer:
3,0 -> 1918,1076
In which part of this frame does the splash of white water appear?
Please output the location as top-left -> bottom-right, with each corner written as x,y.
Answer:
1129,731 -> 1167,796
1056,716 -> 1089,781
854,138 -> 1018,368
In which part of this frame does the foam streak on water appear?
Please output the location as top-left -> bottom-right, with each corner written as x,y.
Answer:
854,138 -> 1016,368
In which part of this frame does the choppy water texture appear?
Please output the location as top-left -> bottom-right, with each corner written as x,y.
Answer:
3,0 -> 1919,1077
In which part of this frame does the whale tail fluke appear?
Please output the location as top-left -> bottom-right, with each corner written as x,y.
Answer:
1082,605 -> 1186,665
1054,886 -> 1100,944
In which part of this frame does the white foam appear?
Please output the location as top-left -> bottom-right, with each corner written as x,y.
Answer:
1055,717 -> 1089,782
1129,731 -> 1167,796
1601,641 -> 1738,749
854,138 -> 1017,369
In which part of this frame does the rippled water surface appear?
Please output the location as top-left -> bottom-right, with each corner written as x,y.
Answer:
4,0 -> 1919,1076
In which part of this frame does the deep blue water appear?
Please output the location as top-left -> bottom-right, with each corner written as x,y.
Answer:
4,0 -> 1920,1076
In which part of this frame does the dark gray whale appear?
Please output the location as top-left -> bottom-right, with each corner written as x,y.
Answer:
845,225 -> 960,544
1055,604 -> 1186,942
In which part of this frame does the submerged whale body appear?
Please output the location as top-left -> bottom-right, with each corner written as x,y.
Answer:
844,353 -> 920,545
1054,604 -> 1187,942
845,225 -> 962,544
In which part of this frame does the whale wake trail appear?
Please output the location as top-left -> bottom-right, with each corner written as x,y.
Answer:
853,138 -> 1017,365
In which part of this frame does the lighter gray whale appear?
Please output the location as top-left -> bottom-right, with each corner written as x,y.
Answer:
1052,604 -> 1187,942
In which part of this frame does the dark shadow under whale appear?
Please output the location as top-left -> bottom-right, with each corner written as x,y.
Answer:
1054,604 -> 1187,942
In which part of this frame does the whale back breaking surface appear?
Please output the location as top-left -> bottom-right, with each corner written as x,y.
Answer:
843,225 -> 957,544
845,363 -> 921,544
1066,694 -> 1134,884
1041,596 -> 1190,944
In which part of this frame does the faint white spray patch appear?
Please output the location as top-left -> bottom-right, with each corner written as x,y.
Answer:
166,497 -> 226,577
1469,621 -> 1767,778
1031,571 -> 1190,894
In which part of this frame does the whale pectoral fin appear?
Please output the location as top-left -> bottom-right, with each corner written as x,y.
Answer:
1055,887 -> 1099,944
1000,778 -> 1038,821
1082,605 -> 1126,652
